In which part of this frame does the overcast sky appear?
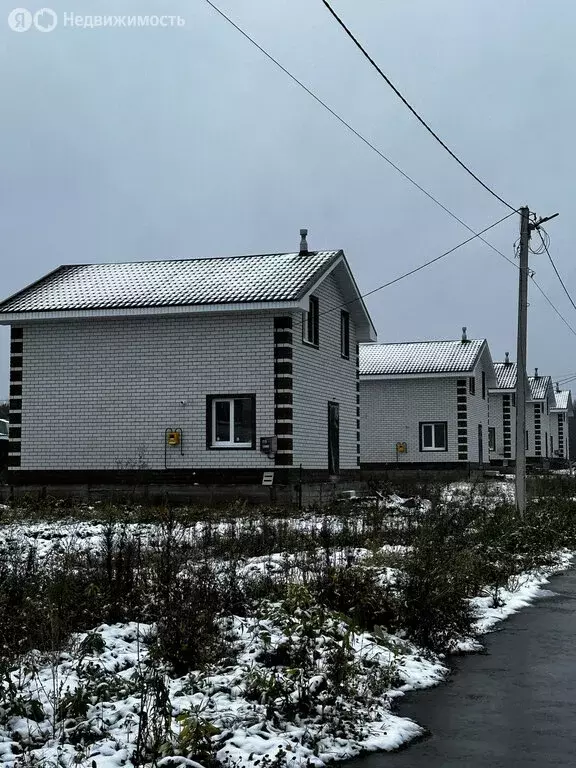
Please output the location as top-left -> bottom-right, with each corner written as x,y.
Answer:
1,0 -> 576,399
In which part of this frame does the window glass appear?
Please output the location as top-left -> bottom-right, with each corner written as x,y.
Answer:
340,311 -> 350,358
0,421 -> 7,436
434,423 -> 446,448
234,397 -> 253,443
422,424 -> 433,448
304,296 -> 319,345
215,400 -> 230,442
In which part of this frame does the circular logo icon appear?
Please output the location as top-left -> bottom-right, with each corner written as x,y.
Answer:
34,7 -> 57,32
8,8 -> 32,31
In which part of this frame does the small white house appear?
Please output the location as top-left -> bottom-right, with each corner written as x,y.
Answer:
550,385 -> 574,463
488,355 -> 518,464
359,331 -> 496,468
527,370 -> 555,461
0,232 -> 376,486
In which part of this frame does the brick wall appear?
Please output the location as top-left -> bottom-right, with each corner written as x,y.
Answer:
18,312 -> 277,471
291,273 -> 358,470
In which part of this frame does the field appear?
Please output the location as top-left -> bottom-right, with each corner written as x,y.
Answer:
0,477 -> 575,768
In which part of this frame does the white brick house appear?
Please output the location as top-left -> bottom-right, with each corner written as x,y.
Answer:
550,385 -> 573,463
526,370 -> 555,461
359,332 -> 496,468
0,235 -> 376,485
489,359 -> 560,465
488,355 -> 518,464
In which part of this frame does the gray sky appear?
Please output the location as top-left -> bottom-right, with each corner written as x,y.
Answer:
1,0 -> 576,399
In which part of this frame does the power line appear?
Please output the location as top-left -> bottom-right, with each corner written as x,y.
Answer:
203,3 -> 576,357
530,277 -> 576,339
321,209 -> 517,315
537,229 -> 576,314
202,0 -> 518,270
320,0 -> 517,212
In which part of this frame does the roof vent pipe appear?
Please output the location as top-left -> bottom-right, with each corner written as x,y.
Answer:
299,228 -> 309,254
505,352 -> 510,365
535,367 -> 539,378
556,381 -> 561,392
461,326 -> 467,343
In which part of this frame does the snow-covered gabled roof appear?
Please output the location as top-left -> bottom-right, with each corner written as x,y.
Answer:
493,361 -> 517,390
359,339 -> 487,377
529,375 -> 552,401
0,251 -> 377,341
552,389 -> 573,414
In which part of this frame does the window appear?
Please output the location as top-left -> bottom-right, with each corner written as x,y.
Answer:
207,395 -> 256,449
419,422 -> 448,452
488,427 -> 496,452
303,295 -> 319,346
340,311 -> 350,359
525,430 -> 529,450
469,377 -> 475,395
511,393 -> 516,408
551,434 -> 554,455
482,371 -> 486,399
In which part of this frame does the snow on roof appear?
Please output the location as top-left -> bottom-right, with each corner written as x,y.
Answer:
553,390 -> 571,410
529,375 -> 552,401
359,339 -> 485,376
0,251 -> 342,313
493,361 -> 517,389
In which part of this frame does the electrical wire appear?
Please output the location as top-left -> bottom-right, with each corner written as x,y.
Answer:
537,229 -> 576,314
202,0 -> 519,271
203,2 -> 576,355
320,0 -> 517,212
530,277 -> 576,339
320,209 -> 517,315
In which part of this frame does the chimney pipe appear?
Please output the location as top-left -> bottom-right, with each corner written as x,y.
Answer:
556,381 -> 560,392
505,352 -> 510,365
461,326 -> 467,343
299,228 -> 308,254
534,367 -> 539,378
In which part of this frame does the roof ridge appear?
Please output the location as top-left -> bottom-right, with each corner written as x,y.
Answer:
58,251 -> 339,268
360,338 -> 484,347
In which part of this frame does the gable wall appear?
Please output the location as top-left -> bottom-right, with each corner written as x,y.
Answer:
291,272 -> 359,471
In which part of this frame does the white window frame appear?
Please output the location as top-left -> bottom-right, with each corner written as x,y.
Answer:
340,310 -> 350,359
420,421 -> 448,452
303,295 -> 319,347
210,396 -> 254,448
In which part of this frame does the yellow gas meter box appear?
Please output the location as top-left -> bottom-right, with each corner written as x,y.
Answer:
167,431 -> 181,446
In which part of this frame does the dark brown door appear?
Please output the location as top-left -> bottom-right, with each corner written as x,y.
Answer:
328,402 -> 340,476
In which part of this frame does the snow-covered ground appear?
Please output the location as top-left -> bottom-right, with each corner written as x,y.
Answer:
0,540 -> 571,768
0,490 -> 572,768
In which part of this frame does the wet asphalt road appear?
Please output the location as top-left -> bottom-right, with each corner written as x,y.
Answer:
353,567 -> 576,768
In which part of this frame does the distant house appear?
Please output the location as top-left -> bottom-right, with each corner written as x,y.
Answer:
488,354 -> 518,465
550,385 -> 574,463
489,360 -> 557,465
359,330 -> 496,468
0,232 -> 376,485
527,370 -> 555,461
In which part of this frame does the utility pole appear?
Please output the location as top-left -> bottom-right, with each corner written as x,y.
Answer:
515,208 -> 559,518
515,207 -> 530,518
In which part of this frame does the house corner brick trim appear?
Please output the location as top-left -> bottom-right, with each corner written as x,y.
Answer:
274,317 -> 293,467
502,394 -> 512,459
456,378 -> 468,461
8,326 -> 24,468
355,343 -> 360,466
